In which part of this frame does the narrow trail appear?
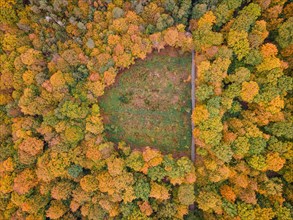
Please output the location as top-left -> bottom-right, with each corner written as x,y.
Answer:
191,50 -> 196,162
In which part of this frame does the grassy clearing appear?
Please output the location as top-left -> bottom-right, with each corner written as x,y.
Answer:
99,49 -> 192,154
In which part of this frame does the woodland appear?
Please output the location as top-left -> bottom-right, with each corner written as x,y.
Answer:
0,0 -> 292,219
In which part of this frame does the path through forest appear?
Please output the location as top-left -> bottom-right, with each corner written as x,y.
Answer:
191,50 -> 196,162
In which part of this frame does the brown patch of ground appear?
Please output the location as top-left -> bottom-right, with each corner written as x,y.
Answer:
99,48 -> 192,156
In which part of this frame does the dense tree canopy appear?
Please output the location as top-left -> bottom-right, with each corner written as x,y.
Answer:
0,0 -> 292,219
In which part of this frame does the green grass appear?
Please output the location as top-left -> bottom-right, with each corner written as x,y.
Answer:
99,51 -> 192,154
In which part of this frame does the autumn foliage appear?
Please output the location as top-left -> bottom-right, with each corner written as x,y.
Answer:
0,0 -> 292,219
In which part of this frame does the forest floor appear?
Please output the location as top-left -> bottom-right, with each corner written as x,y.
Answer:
99,48 -> 192,154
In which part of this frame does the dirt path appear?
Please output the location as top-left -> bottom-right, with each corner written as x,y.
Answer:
191,50 -> 196,162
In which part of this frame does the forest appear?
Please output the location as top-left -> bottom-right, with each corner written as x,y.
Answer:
0,0 -> 292,219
